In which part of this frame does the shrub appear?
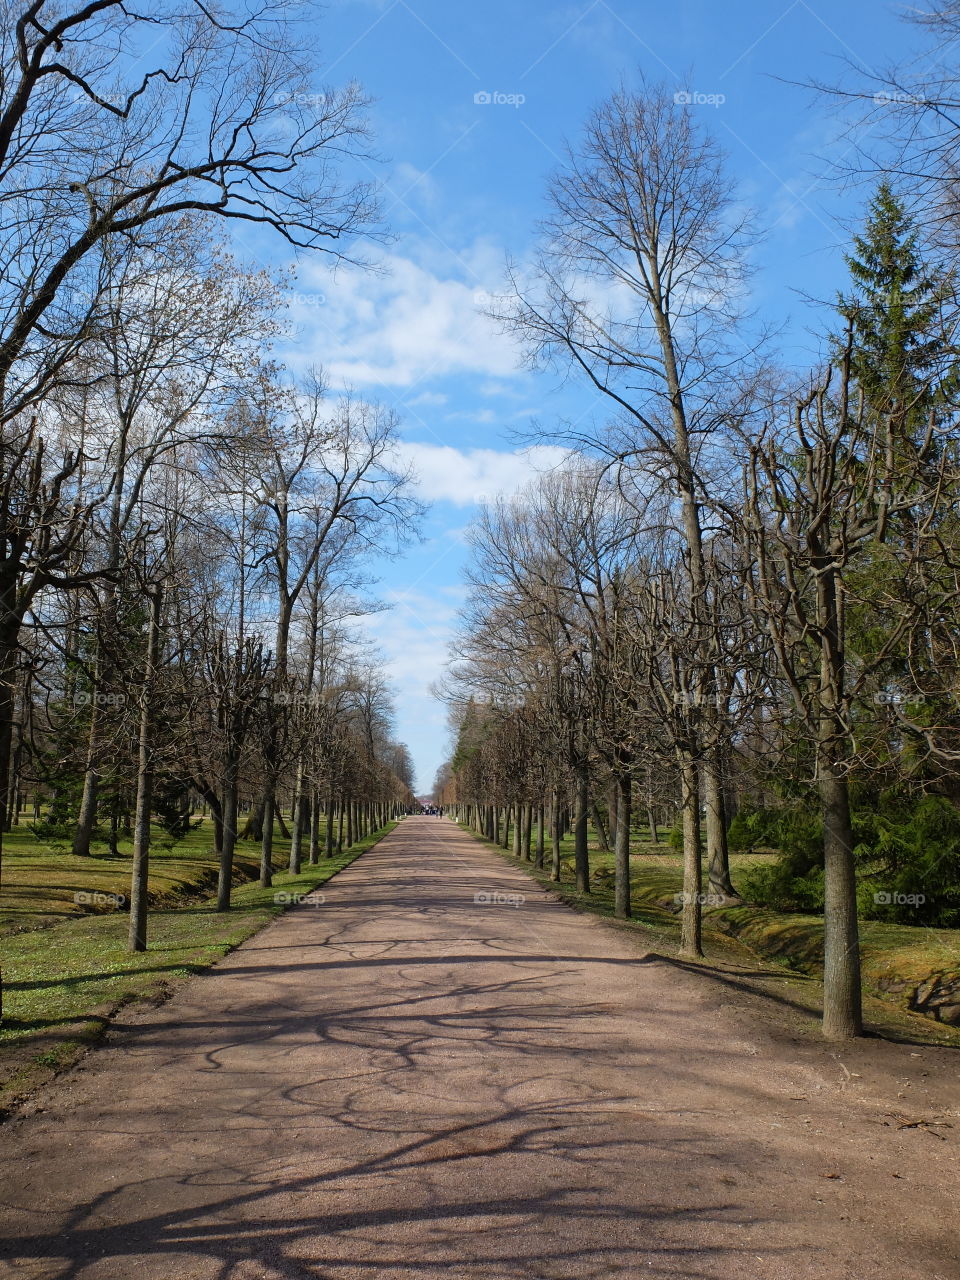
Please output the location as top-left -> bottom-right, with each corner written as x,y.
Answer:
736,804 -> 824,912
727,803 -> 787,852
857,792 -> 960,927
739,861 -> 825,913
735,789 -> 960,926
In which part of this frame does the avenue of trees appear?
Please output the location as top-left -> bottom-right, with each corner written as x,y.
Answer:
7,0 -> 960,1047
0,0 -> 418,982
441,12 -> 960,1040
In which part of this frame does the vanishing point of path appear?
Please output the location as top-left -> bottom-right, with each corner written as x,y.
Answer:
1,817 -> 957,1279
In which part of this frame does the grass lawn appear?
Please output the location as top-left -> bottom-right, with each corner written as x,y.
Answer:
0,822 -> 396,1110
467,822 -> 960,1047
0,819 -> 264,935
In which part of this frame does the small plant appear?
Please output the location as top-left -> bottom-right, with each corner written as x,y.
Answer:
33,1049 -> 63,1069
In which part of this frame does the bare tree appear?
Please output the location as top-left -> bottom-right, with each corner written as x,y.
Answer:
0,0 -> 381,950
496,81 -> 760,922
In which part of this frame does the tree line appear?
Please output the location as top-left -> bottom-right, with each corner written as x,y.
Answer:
0,0 -> 420,995
440,10 -> 960,1041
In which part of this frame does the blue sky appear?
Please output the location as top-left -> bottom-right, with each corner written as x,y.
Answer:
261,0 -> 923,791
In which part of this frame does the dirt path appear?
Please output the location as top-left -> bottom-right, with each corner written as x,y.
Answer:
1,817 -> 957,1279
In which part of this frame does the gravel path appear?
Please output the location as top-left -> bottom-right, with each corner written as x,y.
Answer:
1,816 -> 957,1279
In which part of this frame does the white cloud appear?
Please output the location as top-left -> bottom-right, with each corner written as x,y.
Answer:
396,441 -> 571,506
478,380 -> 520,398
291,242 -> 524,390
389,161 -> 441,207
407,391 -> 449,407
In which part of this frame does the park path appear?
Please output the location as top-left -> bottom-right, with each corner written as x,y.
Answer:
0,816 -> 957,1280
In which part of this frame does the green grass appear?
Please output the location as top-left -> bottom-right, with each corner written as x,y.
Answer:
0,822 -> 396,1109
0,819 -> 263,935
466,821 -> 960,1046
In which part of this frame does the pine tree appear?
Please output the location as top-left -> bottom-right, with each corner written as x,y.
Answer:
838,181 -> 956,434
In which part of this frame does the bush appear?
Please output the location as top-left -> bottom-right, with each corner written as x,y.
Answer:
28,821 -> 74,843
727,804 -> 785,853
856,792 -> 960,927
735,789 -> 960,926
736,804 -> 824,912
739,862 -> 825,913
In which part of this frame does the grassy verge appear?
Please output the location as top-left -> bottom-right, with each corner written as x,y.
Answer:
0,819 -> 262,935
461,822 -> 960,1048
0,822 -> 396,1112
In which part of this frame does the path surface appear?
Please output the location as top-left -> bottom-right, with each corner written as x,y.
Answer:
1,817 -> 958,1279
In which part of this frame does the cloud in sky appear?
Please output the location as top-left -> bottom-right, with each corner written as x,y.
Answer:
362,441 -> 571,787
407,390 -> 449,407
396,441 -> 571,506
291,242 -> 523,390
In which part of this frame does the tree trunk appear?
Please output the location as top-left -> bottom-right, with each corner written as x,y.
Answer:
614,772 -> 632,919
72,757 -> 100,857
6,726 -> 21,832
535,802 -> 545,870
574,768 -> 590,893
0,630 -> 17,1020
216,762 -> 239,912
325,792 -> 335,857
275,806 -> 291,840
129,589 -> 162,952
243,800 -> 264,841
820,762 -> 863,1038
289,759 -> 305,874
592,802 -> 610,852
259,793 -> 275,888
308,790 -> 320,864
705,755 -> 737,900
551,789 -> 562,881
678,755 -> 703,959
200,790 -> 223,859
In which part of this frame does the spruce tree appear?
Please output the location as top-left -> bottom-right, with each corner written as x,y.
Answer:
838,180 -> 955,435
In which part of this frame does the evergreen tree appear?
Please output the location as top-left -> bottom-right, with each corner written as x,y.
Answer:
838,181 -> 956,434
